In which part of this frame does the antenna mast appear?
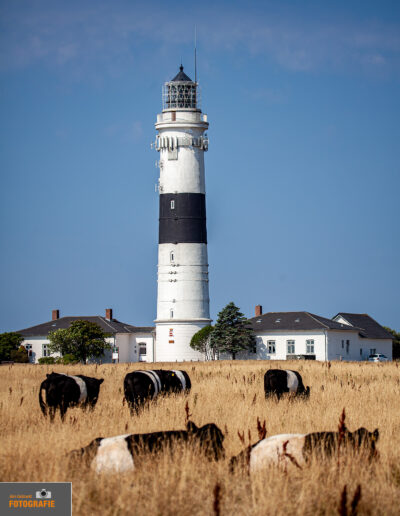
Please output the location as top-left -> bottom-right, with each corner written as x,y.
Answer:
194,25 -> 197,84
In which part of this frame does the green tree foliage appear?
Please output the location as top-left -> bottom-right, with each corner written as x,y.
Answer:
10,345 -> 29,363
384,326 -> 400,359
190,325 -> 217,360
210,302 -> 256,360
0,332 -> 23,362
48,320 -> 111,364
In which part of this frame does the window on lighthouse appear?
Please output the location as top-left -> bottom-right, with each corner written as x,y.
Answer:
170,200 -> 175,209
170,309 -> 174,318
170,251 -> 175,262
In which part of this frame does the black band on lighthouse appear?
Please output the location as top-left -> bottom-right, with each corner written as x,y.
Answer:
159,193 -> 207,244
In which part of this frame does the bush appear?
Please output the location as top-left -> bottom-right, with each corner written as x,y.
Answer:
38,357 -> 56,365
10,346 -> 29,363
58,354 -> 79,365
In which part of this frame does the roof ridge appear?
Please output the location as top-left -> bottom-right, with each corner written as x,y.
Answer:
305,312 -> 329,329
98,316 -> 118,332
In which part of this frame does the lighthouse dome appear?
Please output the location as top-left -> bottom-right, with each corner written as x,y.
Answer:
171,65 -> 193,82
164,65 -> 197,110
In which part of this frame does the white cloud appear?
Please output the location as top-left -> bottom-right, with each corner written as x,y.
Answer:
0,1 -> 399,77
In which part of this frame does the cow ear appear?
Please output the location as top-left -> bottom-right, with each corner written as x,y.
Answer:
98,379 -> 104,384
373,429 -> 379,440
187,421 -> 198,433
46,374 -> 50,378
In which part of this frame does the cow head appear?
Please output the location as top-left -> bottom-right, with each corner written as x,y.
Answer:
187,421 -> 225,461
353,427 -> 379,459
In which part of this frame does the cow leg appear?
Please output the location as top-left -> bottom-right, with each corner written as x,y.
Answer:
48,406 -> 56,422
59,400 -> 68,422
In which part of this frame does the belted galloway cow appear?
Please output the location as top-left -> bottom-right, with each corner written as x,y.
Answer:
264,369 -> 310,400
230,426 -> 379,472
68,421 -> 225,473
124,369 -> 191,413
39,372 -> 104,421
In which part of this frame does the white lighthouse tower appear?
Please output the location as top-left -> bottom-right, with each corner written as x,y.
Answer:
153,65 -> 211,362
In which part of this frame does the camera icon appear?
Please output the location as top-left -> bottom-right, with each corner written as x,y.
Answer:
36,489 -> 51,499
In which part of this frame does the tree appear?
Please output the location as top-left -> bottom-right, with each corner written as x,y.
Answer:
48,320 -> 111,364
0,332 -> 23,362
190,325 -> 217,360
384,326 -> 400,360
210,302 -> 256,360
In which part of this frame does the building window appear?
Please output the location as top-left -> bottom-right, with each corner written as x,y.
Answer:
42,344 -> 49,357
360,348 -> 363,356
170,251 -> 174,263
306,340 -> 314,354
267,341 -> 276,354
25,344 -> 32,357
342,340 -> 344,349
138,343 -> 147,362
287,340 -> 295,354
346,340 -> 350,354
171,200 -> 175,210
170,309 -> 174,319
370,348 -> 376,355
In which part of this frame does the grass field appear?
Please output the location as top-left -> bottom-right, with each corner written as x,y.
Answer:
1,360 -> 400,515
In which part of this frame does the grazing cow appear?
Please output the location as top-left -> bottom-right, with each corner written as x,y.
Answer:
39,372 -> 104,421
124,369 -> 191,413
264,369 -> 310,400
68,421 -> 225,473
230,426 -> 379,472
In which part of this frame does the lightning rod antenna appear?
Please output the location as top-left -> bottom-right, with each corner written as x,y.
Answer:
194,25 -> 197,84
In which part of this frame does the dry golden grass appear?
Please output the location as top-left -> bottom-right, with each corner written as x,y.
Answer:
1,360 -> 400,515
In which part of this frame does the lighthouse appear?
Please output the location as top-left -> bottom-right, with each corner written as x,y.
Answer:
153,65 -> 211,362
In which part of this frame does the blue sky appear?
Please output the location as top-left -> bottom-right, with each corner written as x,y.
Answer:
1,0 -> 399,333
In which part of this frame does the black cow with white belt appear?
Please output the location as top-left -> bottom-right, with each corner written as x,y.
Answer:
264,369 -> 310,400
68,421 -> 225,473
39,372 -> 104,421
123,369 -> 191,414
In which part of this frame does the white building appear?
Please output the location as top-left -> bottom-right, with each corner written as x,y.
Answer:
235,306 -> 393,361
18,309 -> 154,364
153,65 -> 211,361
17,306 -> 392,363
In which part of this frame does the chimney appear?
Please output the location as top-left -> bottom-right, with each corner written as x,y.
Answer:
255,305 -> 262,317
52,309 -> 60,321
105,308 -> 113,321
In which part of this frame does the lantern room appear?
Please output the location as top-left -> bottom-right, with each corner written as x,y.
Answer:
163,65 -> 198,110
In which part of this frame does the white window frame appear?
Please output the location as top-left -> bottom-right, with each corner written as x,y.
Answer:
42,344 -> 49,357
267,340 -> 276,354
170,200 -> 175,210
306,339 -> 314,354
138,343 -> 147,362
287,340 -> 295,354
